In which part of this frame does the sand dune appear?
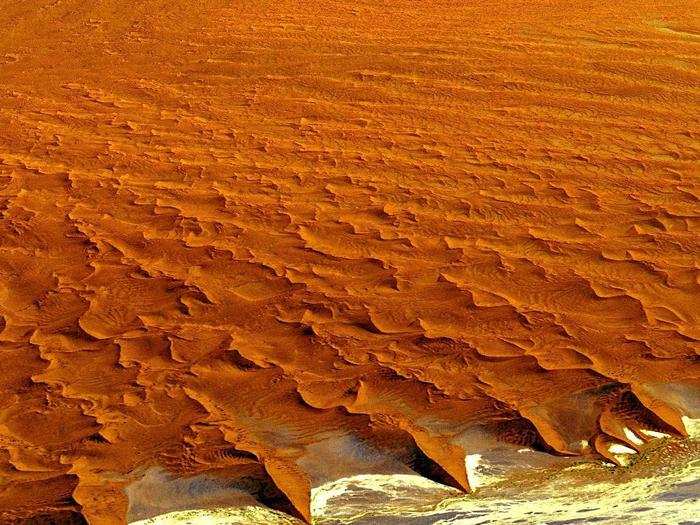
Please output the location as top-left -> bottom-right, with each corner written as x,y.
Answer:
0,0 -> 698,523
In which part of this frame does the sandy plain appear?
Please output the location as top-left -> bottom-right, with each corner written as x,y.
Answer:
0,0 -> 698,523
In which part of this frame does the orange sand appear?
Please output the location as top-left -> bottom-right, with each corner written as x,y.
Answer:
0,0 -> 698,523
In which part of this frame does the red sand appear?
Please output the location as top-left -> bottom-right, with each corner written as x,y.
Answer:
0,1 -> 698,522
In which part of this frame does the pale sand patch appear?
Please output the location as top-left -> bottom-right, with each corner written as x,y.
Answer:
623,427 -> 644,446
130,507 -> 300,525
130,435 -> 699,525
682,416 -> 700,439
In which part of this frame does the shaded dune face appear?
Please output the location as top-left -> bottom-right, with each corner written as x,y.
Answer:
0,0 -> 698,522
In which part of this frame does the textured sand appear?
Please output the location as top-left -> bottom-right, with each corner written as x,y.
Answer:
0,0 -> 698,523
130,435 -> 700,524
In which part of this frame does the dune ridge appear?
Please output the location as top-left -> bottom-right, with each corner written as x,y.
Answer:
0,0 -> 698,522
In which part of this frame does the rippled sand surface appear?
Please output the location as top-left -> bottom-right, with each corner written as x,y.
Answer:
0,1 -> 698,523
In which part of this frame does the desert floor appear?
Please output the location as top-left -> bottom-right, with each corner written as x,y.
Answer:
0,1 -> 698,523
